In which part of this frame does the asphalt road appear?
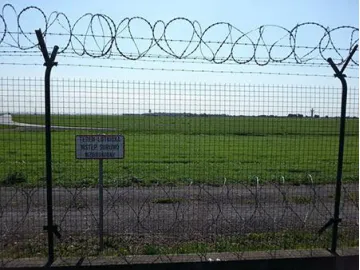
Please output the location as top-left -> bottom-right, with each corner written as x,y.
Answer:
0,184 -> 358,240
0,114 -> 115,131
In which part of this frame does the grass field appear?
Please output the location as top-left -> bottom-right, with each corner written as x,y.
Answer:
0,114 -> 358,187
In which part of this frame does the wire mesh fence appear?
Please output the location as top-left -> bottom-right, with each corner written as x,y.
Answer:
0,77 -> 358,266
0,77 -> 48,266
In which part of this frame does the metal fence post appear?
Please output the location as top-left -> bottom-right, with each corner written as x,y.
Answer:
99,159 -> 104,250
35,29 -> 61,265
320,45 -> 358,254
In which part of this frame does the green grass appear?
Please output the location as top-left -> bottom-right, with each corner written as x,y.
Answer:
1,229 -> 357,258
12,114 -> 359,136
0,114 -> 358,187
0,125 -> 15,129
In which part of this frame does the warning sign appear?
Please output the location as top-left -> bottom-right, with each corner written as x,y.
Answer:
75,135 -> 124,159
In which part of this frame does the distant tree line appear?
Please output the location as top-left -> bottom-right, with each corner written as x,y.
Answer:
287,114 -> 304,118
121,112 -> 359,119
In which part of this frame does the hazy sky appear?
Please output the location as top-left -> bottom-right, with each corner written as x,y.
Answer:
0,0 -> 358,116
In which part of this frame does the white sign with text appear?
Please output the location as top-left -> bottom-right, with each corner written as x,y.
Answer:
76,135 -> 124,159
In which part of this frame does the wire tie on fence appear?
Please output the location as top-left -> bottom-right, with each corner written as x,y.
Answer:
43,225 -> 61,239
334,73 -> 346,78
318,218 -> 342,235
44,61 -> 58,67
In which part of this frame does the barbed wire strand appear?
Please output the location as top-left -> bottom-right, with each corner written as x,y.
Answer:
1,30 -> 356,52
1,51 -> 359,70
1,61 -> 358,78
0,46 -> 357,64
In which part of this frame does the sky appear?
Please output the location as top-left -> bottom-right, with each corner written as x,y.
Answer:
0,0 -> 359,116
